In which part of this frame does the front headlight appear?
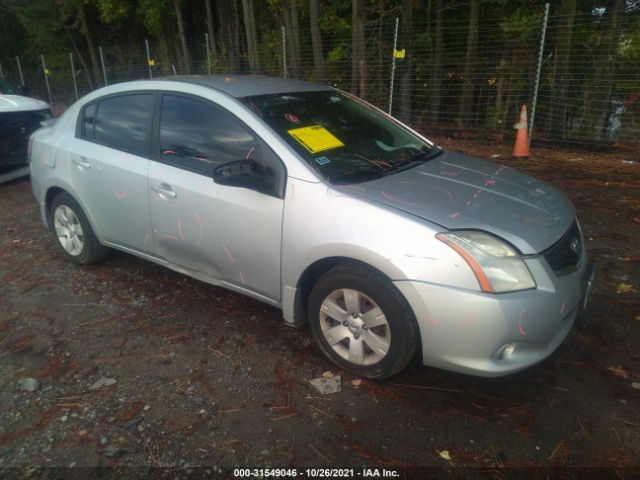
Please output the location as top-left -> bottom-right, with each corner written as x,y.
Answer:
436,231 -> 536,293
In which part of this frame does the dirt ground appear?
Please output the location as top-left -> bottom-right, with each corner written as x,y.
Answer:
1,137 -> 639,478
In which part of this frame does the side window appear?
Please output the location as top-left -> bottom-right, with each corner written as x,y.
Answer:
82,103 -> 96,139
94,94 -> 153,155
159,95 -> 256,175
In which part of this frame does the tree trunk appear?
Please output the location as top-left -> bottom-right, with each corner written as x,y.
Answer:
77,5 -> 100,86
217,0 -> 238,72
547,0 -> 576,139
457,0 -> 479,128
429,0 -> 443,124
173,0 -> 191,74
351,0 -> 367,98
309,0 -> 326,83
204,0 -> 218,66
242,0 -> 260,73
398,0 -> 413,124
580,0 -> 623,141
283,1 -> 301,78
232,0 -> 243,71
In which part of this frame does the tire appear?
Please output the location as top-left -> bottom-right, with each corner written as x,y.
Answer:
50,192 -> 110,265
308,263 -> 419,379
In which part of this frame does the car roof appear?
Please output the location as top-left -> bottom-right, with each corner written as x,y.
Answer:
157,74 -> 333,98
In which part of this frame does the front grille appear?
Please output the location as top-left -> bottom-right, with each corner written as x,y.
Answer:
542,221 -> 582,275
0,109 -> 50,162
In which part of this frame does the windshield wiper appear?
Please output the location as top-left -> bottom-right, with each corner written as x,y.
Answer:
388,148 -> 444,173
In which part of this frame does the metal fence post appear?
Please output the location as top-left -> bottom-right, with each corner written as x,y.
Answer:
388,17 -> 400,115
530,2 -> 550,147
205,33 -> 212,75
41,55 -> 53,107
98,46 -> 108,86
16,56 -> 25,87
145,39 -> 153,79
0,63 -> 3,78
70,52 -> 79,101
281,26 -> 288,78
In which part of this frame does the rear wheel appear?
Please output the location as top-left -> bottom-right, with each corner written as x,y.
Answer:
50,192 -> 110,265
308,263 -> 419,379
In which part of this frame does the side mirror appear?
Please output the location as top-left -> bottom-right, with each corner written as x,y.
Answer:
213,159 -> 266,190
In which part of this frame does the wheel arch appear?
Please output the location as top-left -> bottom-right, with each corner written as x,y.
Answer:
44,185 -> 100,240
290,256 -> 400,327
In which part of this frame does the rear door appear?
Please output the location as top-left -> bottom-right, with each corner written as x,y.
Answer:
147,93 -> 285,301
70,93 -> 154,252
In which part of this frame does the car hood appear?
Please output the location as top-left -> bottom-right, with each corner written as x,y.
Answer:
0,95 -> 50,113
336,151 -> 575,254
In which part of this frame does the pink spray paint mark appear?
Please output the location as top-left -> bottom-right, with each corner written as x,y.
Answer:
518,309 -> 527,336
193,212 -> 202,245
245,147 -> 255,159
195,156 -> 208,161
460,311 -> 479,325
493,166 -> 506,176
112,186 -> 127,199
222,244 -> 235,263
164,234 -> 179,241
560,297 -> 566,315
381,190 -> 416,207
178,218 -> 185,241
144,233 -> 149,250
466,200 -> 472,206
163,150 -> 176,155
426,315 -> 441,326
450,212 -> 460,219
473,189 -> 482,199
239,271 -> 245,286
484,178 -> 496,186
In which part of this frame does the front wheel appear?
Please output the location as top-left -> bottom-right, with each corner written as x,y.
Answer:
308,263 -> 419,379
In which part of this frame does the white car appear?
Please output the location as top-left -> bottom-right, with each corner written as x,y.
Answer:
0,78 -> 51,173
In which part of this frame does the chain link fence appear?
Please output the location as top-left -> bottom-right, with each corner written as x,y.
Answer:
1,5 -> 638,151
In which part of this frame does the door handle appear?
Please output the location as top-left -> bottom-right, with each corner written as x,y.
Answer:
72,156 -> 91,169
151,183 -> 177,198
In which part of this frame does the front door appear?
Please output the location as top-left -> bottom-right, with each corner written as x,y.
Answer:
147,93 -> 285,301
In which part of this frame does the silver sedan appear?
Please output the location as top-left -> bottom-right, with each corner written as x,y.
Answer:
30,75 -> 595,379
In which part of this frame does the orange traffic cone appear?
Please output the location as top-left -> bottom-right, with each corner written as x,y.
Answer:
513,104 -> 530,157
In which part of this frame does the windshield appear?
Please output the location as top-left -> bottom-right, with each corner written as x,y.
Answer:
241,91 -> 438,184
0,78 -> 19,95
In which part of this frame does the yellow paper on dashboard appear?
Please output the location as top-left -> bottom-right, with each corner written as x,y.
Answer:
287,125 -> 345,154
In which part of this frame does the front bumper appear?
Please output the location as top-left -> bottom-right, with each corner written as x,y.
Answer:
394,256 -> 595,377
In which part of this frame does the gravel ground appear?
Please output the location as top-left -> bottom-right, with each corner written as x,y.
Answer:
1,139 -> 639,478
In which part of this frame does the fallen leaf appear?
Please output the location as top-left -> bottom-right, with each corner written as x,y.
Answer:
606,365 -> 629,379
631,382 -> 640,390
78,429 -> 88,437
351,379 -> 362,387
635,315 -> 640,321
322,371 -> 334,379
617,283 -> 636,294
438,450 -> 452,461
